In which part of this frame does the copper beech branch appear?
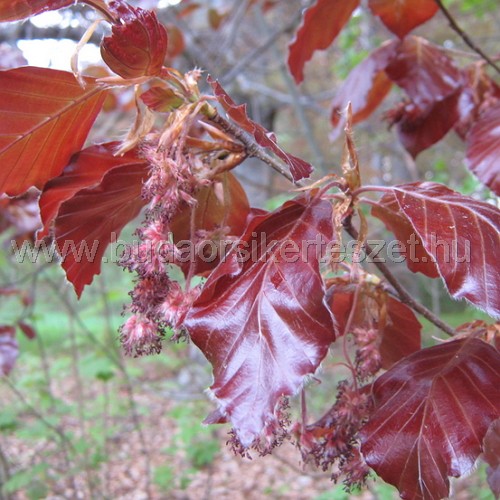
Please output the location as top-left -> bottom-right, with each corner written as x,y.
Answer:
209,109 -> 456,338
343,220 -> 456,338
435,0 -> 500,75
208,112 -> 295,183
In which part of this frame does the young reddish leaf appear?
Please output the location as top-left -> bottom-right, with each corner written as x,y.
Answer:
0,67 -> 107,196
371,193 -> 439,278
0,0 -> 72,22
391,182 -> 500,318
209,77 -> 312,181
287,0 -> 359,84
140,86 -> 184,112
164,24 -> 185,60
184,193 -> 335,446
483,419 -> 500,499
207,8 -> 228,30
385,36 -> 462,109
380,297 -> 422,368
368,0 -> 438,39
392,88 -> 461,158
330,41 -> 396,139
360,338 -> 500,500
465,102 -> 500,196
18,321 -> 36,340
328,283 -> 421,369
101,2 -> 168,79
170,172 -> 250,276
0,190 -> 41,245
38,143 -> 146,241
53,161 -> 149,297
0,325 -> 17,375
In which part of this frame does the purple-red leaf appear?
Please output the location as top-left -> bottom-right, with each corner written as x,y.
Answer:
37,143 -> 143,240
101,2 -> 168,79
185,193 -> 335,446
390,182 -> 500,318
385,36 -> 462,110
17,321 -> 36,340
52,155 -> 149,297
381,37 -> 463,157
0,0 -> 72,22
209,77 -> 312,182
465,102 -> 500,196
287,0 -> 359,84
360,338 -> 500,500
0,67 -> 107,196
371,192 -> 439,278
368,0 -> 439,39
392,88 -> 461,158
0,325 -> 17,375
330,41 -> 396,139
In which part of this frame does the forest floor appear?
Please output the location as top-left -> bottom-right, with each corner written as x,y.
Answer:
1,352 -> 493,500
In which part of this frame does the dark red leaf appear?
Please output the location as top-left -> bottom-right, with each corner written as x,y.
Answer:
18,321 -> 36,340
465,102 -> 500,196
184,193 -> 335,446
390,182 -> 500,318
0,67 -> 107,196
53,160 -> 149,297
38,143 -> 146,240
385,36 -> 462,109
328,282 -> 421,369
0,325 -> 17,375
371,193 -> 439,278
101,2 -> 168,79
483,419 -> 500,499
361,338 -> 500,500
0,0 -> 72,22
330,41 -> 396,139
455,64 -> 500,139
368,0 -> 439,39
287,0 -> 359,84
170,172 -> 250,276
393,88 -> 461,158
209,77 -> 312,182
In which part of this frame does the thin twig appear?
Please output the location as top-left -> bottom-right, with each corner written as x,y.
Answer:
101,380 -> 111,499
209,112 -> 295,183
97,274 -> 154,499
255,5 -> 326,171
1,376 -> 76,453
67,314 -> 97,498
0,440 -> 10,500
344,221 -> 456,337
220,6 -> 305,85
435,0 -> 500,74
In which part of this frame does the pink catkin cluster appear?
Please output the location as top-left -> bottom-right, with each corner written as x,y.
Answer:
118,140 -> 205,356
295,380 -> 372,489
353,326 -> 382,380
